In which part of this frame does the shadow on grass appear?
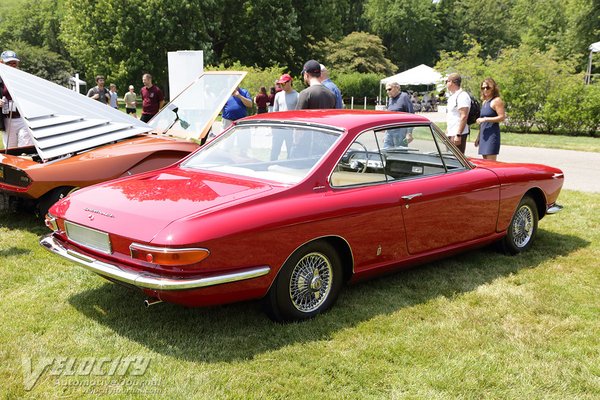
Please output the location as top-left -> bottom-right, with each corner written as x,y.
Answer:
66,228 -> 589,363
0,211 -> 47,235
0,212 -> 46,257
0,247 -> 31,257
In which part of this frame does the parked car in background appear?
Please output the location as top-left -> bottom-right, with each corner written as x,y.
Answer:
41,110 -> 564,322
0,63 -> 246,215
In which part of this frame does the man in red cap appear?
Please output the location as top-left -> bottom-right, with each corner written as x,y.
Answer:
270,73 -> 299,160
273,74 -> 298,112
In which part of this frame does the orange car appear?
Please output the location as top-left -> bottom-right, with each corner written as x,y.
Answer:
0,64 -> 246,215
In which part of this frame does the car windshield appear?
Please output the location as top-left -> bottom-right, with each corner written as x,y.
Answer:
181,124 -> 341,184
148,72 -> 246,140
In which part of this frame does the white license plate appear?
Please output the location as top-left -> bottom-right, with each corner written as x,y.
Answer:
65,221 -> 112,254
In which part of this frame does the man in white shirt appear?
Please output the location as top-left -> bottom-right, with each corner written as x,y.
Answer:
445,73 -> 470,154
1,50 -> 33,148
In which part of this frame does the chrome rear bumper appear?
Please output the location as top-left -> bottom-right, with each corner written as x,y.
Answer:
40,234 -> 270,291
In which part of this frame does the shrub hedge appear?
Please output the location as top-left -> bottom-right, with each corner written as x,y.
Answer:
210,54 -> 600,136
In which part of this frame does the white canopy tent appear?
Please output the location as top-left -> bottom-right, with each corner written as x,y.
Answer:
379,64 -> 444,106
586,41 -> 600,84
380,64 -> 443,86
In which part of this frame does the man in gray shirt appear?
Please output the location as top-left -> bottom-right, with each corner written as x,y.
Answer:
271,73 -> 299,160
296,60 -> 335,110
273,73 -> 298,112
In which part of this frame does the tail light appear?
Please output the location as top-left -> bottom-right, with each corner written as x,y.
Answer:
45,213 -> 59,231
130,243 -> 210,266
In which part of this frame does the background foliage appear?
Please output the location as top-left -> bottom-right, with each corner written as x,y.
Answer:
436,42 -> 600,136
0,0 -> 599,133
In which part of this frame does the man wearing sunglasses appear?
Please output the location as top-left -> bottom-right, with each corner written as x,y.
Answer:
383,82 -> 414,149
385,82 -> 413,114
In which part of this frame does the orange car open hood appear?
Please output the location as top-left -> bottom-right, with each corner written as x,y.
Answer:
0,63 -> 151,160
0,64 -> 246,160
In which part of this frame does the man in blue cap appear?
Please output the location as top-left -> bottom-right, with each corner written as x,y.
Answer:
1,50 -> 33,148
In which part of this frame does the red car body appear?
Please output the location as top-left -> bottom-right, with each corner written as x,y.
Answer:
41,110 -> 564,321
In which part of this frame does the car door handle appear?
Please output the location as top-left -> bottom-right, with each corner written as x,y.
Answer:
401,193 -> 422,201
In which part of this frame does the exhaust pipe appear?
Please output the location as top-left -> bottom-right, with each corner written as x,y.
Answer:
144,297 -> 163,308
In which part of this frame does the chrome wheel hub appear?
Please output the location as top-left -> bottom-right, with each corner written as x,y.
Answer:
513,205 -> 534,248
289,252 -> 333,313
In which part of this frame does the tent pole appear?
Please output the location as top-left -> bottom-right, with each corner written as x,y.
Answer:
586,50 -> 593,84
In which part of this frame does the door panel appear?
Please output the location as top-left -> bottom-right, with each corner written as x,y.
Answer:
374,124 -> 500,255
395,169 -> 500,254
328,129 -> 408,272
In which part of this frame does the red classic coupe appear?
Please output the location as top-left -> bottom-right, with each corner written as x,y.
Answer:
41,110 -> 564,322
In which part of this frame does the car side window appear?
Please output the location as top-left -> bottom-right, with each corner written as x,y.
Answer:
330,130 -> 389,187
376,125 -> 464,181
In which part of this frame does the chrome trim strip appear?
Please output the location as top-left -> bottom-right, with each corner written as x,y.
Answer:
129,242 -> 210,262
235,119 -> 346,133
130,242 -> 209,253
552,173 -> 564,179
546,204 -> 563,214
40,235 -> 270,291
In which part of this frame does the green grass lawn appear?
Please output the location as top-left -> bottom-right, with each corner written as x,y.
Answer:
1,190 -> 598,398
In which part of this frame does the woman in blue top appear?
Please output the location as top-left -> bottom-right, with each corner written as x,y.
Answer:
475,78 -> 506,161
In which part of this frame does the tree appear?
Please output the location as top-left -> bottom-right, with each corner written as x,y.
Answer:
513,0 -> 567,52
321,32 -> 397,75
434,0 -> 520,59
8,0 -> 65,55
5,41 -> 73,85
435,40 -> 487,95
60,0 -> 217,94
558,0 -> 600,71
338,0 -> 369,35
365,0 -> 440,71
209,0 -> 301,69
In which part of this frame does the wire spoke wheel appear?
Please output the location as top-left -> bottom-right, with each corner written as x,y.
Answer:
266,241 -> 343,322
512,204 -> 534,248
289,252 -> 333,313
501,195 -> 539,255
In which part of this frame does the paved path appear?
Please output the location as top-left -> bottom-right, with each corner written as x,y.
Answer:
464,144 -> 600,193
416,110 -> 599,193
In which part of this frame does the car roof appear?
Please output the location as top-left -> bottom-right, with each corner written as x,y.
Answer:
238,109 -> 432,132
